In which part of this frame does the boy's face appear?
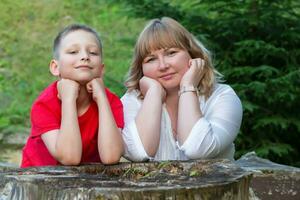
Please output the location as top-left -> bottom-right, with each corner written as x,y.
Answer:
50,30 -> 103,85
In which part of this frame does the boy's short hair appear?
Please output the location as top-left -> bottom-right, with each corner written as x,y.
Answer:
53,24 -> 103,59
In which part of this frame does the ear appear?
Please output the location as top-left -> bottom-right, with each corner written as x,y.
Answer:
49,60 -> 60,76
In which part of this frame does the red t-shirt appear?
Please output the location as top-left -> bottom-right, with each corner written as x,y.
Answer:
21,81 -> 124,168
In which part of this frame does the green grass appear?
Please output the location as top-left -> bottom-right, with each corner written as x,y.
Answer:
0,0 -> 146,136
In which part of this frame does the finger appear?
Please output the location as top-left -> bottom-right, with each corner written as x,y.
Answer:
200,59 -> 205,68
56,81 -> 61,99
194,58 -> 202,67
86,82 -> 92,93
189,59 -> 193,68
193,59 -> 201,71
57,80 -> 61,88
193,59 -> 204,72
188,59 -> 196,70
195,58 -> 201,67
198,59 -> 205,79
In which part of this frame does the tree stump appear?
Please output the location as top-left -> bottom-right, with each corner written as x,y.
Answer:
0,159 -> 251,200
236,152 -> 300,200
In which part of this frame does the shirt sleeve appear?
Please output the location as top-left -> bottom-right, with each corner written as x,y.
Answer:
106,89 -> 125,129
31,102 -> 60,138
121,92 -> 151,161
178,85 -> 243,159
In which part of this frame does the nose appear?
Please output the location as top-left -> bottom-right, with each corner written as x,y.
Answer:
158,57 -> 169,70
80,50 -> 90,61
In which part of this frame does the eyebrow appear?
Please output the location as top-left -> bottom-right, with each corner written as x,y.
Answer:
146,47 -> 177,56
64,43 -> 99,49
145,53 -> 155,57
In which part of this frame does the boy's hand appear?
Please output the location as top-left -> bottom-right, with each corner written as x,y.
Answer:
57,79 -> 80,101
86,78 -> 106,102
180,58 -> 205,88
140,76 -> 166,102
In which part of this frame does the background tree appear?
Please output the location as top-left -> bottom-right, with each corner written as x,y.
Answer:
119,0 -> 300,166
0,0 -> 299,166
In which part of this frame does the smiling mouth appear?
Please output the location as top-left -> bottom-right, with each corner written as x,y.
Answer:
75,65 -> 92,69
160,73 -> 175,80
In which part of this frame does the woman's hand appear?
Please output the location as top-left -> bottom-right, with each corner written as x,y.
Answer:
180,58 -> 205,87
57,79 -> 80,101
139,76 -> 166,102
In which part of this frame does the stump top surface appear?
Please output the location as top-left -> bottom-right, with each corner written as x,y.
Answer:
1,159 -> 250,190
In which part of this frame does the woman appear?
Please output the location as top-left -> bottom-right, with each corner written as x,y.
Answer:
121,17 -> 242,161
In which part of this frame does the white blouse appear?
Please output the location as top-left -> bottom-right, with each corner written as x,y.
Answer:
121,83 -> 243,161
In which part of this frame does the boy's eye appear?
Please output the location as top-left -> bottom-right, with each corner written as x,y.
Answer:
67,50 -> 78,54
90,51 -> 99,55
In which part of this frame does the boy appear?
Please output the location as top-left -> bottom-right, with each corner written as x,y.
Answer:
21,24 -> 124,167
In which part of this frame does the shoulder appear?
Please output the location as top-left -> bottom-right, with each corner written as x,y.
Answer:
121,90 -> 140,101
213,83 -> 236,94
32,81 -> 58,107
209,83 -> 242,109
104,87 -> 118,97
30,82 -> 61,131
121,90 -> 142,105
209,83 -> 240,99
201,83 -> 243,118
104,88 -> 122,104
203,83 -> 242,107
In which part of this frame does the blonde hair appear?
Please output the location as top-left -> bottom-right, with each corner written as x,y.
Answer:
125,17 -> 222,99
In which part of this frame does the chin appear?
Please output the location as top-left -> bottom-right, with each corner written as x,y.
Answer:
75,77 -> 94,85
160,79 -> 180,89
162,85 -> 180,92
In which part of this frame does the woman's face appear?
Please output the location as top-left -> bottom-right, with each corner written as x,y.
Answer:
142,47 -> 192,91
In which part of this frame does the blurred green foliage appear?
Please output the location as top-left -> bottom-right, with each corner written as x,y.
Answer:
118,0 -> 300,166
0,0 -> 144,137
0,0 -> 299,166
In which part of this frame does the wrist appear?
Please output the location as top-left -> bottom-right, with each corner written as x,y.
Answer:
95,92 -> 107,104
61,96 -> 77,103
148,86 -> 165,102
178,85 -> 200,97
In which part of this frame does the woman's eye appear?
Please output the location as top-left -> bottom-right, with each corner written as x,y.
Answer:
167,50 -> 176,56
144,57 -> 155,63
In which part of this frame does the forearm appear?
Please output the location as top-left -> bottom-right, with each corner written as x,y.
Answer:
135,89 -> 163,157
177,91 -> 202,144
97,95 -> 123,164
56,99 -> 82,164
